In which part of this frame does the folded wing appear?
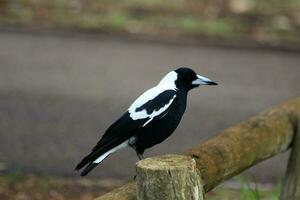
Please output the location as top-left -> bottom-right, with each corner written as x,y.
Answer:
75,89 -> 177,176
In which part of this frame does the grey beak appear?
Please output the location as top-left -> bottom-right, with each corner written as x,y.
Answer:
192,75 -> 218,86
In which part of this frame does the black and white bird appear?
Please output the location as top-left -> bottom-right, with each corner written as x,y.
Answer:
75,67 -> 217,176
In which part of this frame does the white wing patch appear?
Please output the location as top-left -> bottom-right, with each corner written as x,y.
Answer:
128,71 -> 178,125
128,87 -> 165,120
141,94 -> 176,127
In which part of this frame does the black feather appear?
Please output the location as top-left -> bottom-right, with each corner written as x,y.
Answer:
75,134 -> 127,170
81,162 -> 99,176
75,112 -> 144,171
135,90 -> 176,114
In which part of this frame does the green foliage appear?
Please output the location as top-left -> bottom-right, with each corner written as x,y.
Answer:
269,182 -> 282,200
239,176 -> 261,200
237,176 -> 281,200
107,12 -> 130,29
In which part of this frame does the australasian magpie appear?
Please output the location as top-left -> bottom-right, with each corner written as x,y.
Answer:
75,67 -> 217,176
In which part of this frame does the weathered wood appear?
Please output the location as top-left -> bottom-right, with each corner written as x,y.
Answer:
281,119 -> 300,200
136,154 -> 204,200
184,97 -> 299,192
96,97 -> 300,200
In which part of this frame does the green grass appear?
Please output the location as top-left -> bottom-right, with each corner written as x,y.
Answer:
205,176 -> 282,200
239,176 -> 262,200
238,176 -> 281,200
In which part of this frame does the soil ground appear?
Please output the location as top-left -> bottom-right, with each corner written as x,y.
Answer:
0,174 -> 279,200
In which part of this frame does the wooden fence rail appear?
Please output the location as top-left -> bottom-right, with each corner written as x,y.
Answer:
95,97 -> 300,200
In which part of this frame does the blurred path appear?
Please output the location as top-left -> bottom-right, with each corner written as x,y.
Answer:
0,31 -> 299,181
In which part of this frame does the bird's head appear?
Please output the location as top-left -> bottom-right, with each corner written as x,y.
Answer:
159,67 -> 217,91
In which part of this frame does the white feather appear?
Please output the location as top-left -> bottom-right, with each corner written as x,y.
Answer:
93,140 -> 128,163
142,95 -> 176,127
128,71 -> 178,122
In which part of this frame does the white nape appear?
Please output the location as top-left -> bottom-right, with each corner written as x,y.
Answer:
158,71 -> 178,89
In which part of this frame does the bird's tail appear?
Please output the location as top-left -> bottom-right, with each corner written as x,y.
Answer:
75,152 -> 95,171
80,162 -> 99,176
75,140 -> 129,176
75,149 -> 110,176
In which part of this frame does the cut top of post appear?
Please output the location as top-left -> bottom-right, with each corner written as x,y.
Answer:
136,154 -> 197,171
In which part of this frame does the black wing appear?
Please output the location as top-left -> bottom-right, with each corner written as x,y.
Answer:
135,90 -> 177,115
96,90 -> 177,150
75,89 -> 177,175
75,112 -> 145,172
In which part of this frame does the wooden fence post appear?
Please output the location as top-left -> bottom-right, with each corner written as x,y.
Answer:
95,97 -> 300,200
281,120 -> 300,200
136,154 -> 204,200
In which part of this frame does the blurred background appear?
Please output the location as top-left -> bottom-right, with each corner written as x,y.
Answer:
0,0 -> 299,199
